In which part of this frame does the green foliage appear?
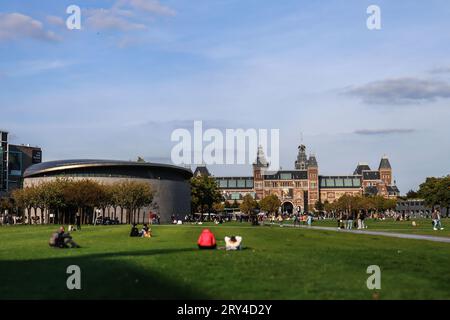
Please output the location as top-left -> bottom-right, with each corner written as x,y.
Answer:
259,194 -> 281,214
239,194 -> 258,215
11,179 -> 154,224
406,189 -> 419,199
418,176 -> 450,211
314,200 -> 324,212
325,195 -> 397,213
190,175 -> 222,213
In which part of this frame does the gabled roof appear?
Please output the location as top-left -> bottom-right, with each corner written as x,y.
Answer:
379,156 -> 392,170
307,155 -> 318,167
193,166 -> 210,177
354,163 -> 371,175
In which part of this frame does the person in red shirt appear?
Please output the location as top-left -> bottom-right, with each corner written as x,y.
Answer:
197,228 -> 217,249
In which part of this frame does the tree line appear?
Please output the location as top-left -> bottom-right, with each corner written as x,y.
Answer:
10,179 -> 154,225
417,176 -> 450,214
318,195 -> 397,216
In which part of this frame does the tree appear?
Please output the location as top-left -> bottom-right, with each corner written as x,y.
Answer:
314,200 -> 324,212
212,202 -> 225,213
418,177 -> 442,210
113,180 -> 154,224
418,176 -> 450,216
191,175 -> 222,219
406,189 -> 418,199
240,194 -> 259,225
259,194 -> 281,215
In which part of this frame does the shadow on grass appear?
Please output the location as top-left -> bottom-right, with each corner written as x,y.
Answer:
0,247 -> 209,300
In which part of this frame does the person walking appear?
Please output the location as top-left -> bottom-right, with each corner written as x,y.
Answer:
347,211 -> 354,230
432,209 -> 444,231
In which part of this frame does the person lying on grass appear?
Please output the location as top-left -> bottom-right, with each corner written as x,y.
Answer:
49,226 -> 80,248
224,236 -> 242,251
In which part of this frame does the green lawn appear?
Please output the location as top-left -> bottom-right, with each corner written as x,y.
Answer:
0,223 -> 449,300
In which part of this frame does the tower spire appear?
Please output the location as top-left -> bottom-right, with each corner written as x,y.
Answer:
253,145 -> 269,168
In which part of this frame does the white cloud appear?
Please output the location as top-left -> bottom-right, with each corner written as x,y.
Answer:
119,0 -> 176,16
0,13 -> 60,42
345,77 -> 450,105
46,15 -> 65,27
86,8 -> 147,31
85,0 -> 175,32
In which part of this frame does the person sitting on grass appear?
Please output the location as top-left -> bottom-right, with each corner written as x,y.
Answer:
197,228 -> 217,249
49,226 -> 80,248
142,224 -> 152,238
139,224 -> 151,237
224,236 -> 242,251
130,223 -> 139,237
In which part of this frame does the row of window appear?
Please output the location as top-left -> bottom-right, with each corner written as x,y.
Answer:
216,179 -> 254,189
320,178 -> 361,188
397,201 -> 425,207
224,192 -> 256,200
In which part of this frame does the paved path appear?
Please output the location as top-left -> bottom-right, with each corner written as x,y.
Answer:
266,223 -> 450,244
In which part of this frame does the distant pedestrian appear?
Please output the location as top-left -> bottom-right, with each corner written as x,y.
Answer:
347,212 -> 354,230
432,209 -> 444,231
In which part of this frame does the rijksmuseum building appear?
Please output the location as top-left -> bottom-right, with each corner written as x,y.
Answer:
194,145 -> 400,213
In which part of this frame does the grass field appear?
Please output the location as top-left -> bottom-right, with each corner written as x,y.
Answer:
1,221 -> 450,300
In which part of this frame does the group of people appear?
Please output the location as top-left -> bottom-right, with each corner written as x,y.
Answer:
336,211 -> 367,230
129,223 -> 152,238
197,228 -> 243,251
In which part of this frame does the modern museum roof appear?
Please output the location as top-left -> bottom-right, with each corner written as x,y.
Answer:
24,159 -> 193,179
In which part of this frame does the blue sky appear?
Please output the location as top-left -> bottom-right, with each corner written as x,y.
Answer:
1,0 -> 450,193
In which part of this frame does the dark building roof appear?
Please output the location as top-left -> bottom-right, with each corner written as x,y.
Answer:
319,175 -> 362,188
264,170 -> 308,180
193,166 -> 210,177
364,186 -> 379,196
24,159 -> 193,180
379,156 -> 392,170
387,185 -> 400,194
353,163 -> 371,175
307,155 -> 318,167
362,171 -> 380,180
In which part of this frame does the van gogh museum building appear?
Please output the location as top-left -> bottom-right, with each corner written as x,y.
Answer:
23,159 -> 193,223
